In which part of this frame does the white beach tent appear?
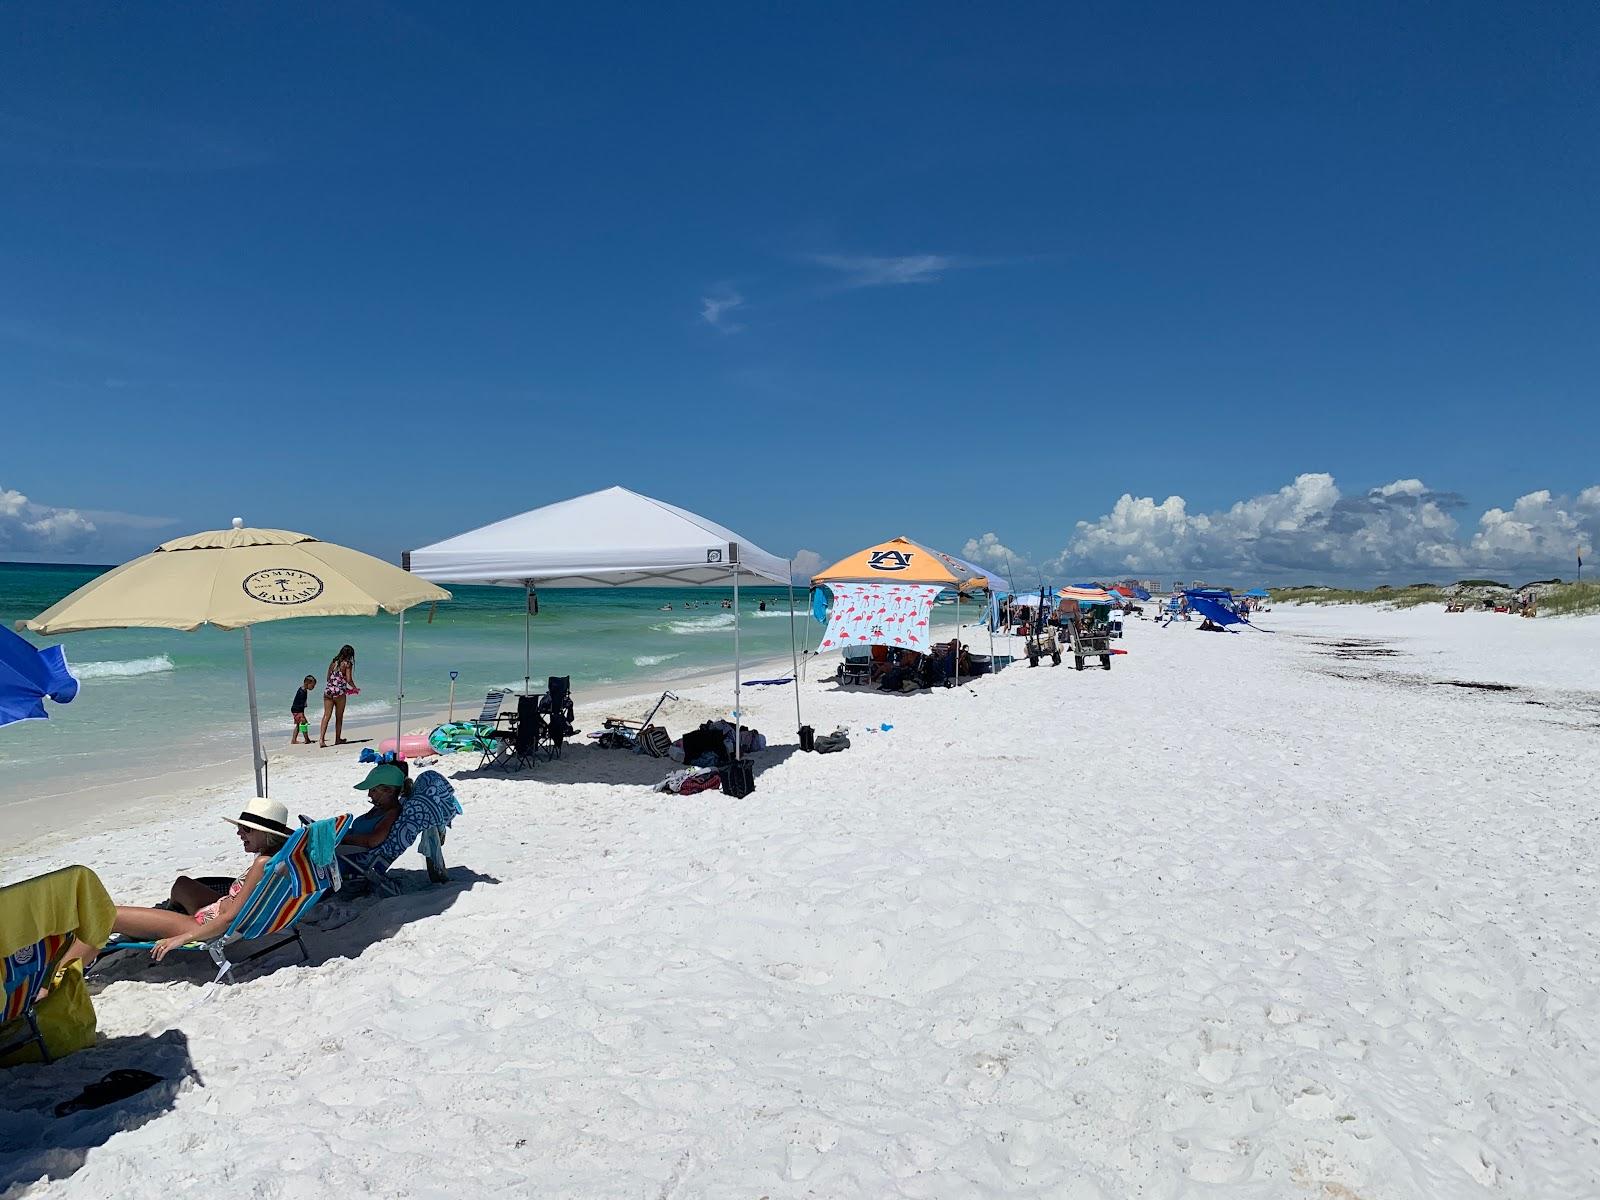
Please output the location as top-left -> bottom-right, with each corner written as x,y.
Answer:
404,486 -> 801,758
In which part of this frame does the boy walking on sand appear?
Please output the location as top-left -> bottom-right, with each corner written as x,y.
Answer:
290,675 -> 316,744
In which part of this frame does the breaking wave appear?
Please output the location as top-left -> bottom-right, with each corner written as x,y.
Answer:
654,614 -> 737,634
72,654 -> 176,680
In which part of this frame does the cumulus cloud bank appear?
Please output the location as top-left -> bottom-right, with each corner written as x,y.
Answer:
976,474 -> 1599,584
0,483 -> 178,560
0,484 -> 97,553
790,548 -> 823,583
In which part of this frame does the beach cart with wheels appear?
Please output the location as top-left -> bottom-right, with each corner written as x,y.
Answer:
1025,627 -> 1061,667
1070,619 -> 1113,671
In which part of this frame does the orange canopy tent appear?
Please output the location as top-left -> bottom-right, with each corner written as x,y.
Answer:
812,538 -> 1003,683
811,537 -> 998,592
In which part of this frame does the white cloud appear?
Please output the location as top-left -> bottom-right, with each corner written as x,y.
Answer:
0,485 -> 97,552
699,288 -> 746,333
992,473 -> 1600,585
0,483 -> 177,560
961,533 -> 1026,574
809,253 -> 956,287
1470,489 -> 1597,568
790,549 -> 822,582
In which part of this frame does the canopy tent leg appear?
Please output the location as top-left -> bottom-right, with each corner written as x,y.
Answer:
523,581 -> 533,696
395,609 -> 406,755
242,626 -> 266,797
786,580 -> 803,736
954,591 -> 961,685
732,564 -> 742,761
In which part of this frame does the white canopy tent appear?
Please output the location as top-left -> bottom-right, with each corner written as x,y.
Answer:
405,486 -> 800,757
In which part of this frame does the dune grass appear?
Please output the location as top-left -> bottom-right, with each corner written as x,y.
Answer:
1271,584 -> 1451,608
1535,581 -> 1600,616
1272,580 -> 1600,617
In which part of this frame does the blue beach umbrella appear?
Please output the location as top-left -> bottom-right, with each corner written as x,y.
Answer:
0,624 -> 79,728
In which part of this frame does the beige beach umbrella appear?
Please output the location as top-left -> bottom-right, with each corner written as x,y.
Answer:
20,519 -> 450,795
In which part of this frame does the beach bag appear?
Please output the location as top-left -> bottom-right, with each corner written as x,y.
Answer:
678,771 -> 722,795
813,731 -> 850,754
720,758 -> 756,798
639,725 -> 672,758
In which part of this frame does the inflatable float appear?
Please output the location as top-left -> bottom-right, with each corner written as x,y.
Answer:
378,733 -> 436,760
428,722 -> 487,755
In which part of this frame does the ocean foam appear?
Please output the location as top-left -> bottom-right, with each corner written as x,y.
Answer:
655,614 -> 737,634
633,653 -> 683,667
71,654 -> 176,680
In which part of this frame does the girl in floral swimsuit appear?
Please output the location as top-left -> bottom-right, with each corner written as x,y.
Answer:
319,644 -> 357,747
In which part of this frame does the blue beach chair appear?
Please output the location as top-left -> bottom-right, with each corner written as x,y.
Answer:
98,815 -> 354,986
338,771 -> 462,896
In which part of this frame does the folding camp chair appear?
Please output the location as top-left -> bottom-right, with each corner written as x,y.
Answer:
600,690 -> 678,748
336,771 -> 462,895
1,866 -> 116,1066
836,647 -> 872,685
2,933 -> 74,1065
484,693 -> 542,771
96,816 -> 354,986
472,690 -> 509,770
539,676 -> 576,759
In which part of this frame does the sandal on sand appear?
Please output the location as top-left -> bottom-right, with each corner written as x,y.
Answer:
53,1069 -> 163,1118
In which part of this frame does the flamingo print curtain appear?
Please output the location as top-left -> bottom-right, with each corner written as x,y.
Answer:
816,582 -> 942,654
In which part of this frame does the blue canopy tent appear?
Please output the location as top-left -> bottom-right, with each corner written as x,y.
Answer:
0,625 -> 79,728
1244,588 -> 1270,599
1189,594 -> 1249,630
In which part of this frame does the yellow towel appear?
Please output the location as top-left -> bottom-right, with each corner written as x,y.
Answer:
1,865 -> 116,1067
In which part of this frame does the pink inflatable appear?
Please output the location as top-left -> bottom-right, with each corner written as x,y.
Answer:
379,734 -> 435,760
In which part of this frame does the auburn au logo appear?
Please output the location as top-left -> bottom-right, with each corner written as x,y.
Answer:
868,550 -> 913,572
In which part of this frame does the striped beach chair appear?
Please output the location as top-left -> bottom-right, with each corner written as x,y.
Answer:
1,865 -> 117,1065
100,814 -> 354,986
2,932 -> 74,1064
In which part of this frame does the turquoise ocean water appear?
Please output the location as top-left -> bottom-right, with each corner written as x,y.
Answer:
0,562 -> 812,805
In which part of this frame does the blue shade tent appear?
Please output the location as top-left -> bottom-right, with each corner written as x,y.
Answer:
1244,588 -> 1270,598
1133,587 -> 1152,601
1189,595 -> 1249,629
0,625 -> 79,728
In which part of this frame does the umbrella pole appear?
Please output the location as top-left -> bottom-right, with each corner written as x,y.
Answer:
786,580 -> 803,736
524,582 -> 532,695
732,565 -> 742,761
243,626 -> 266,797
395,609 -> 406,755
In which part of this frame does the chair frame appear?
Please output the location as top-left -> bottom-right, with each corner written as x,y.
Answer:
1,934 -> 75,1065
472,690 -> 509,770
94,817 -> 352,986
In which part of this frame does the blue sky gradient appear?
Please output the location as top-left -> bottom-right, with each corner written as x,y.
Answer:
2,3 -> 1596,582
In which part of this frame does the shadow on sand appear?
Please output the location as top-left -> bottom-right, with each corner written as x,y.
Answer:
88,868 -> 500,990
446,741 -> 800,788
0,1029 -> 197,1195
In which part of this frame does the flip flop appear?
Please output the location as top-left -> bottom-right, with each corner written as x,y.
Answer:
53,1069 -> 164,1118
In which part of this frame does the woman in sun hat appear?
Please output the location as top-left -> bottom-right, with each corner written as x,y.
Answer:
108,797 -> 292,961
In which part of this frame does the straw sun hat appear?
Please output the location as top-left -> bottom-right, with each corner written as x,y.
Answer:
222,796 -> 291,838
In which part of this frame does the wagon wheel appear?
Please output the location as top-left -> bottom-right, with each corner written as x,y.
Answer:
1051,649 -> 1061,666
1074,656 -> 1085,671
1101,655 -> 1111,670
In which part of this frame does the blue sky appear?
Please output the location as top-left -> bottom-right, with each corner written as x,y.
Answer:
2,3 -> 1596,584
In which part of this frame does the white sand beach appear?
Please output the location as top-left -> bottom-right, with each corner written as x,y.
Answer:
3,605 -> 1598,1198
